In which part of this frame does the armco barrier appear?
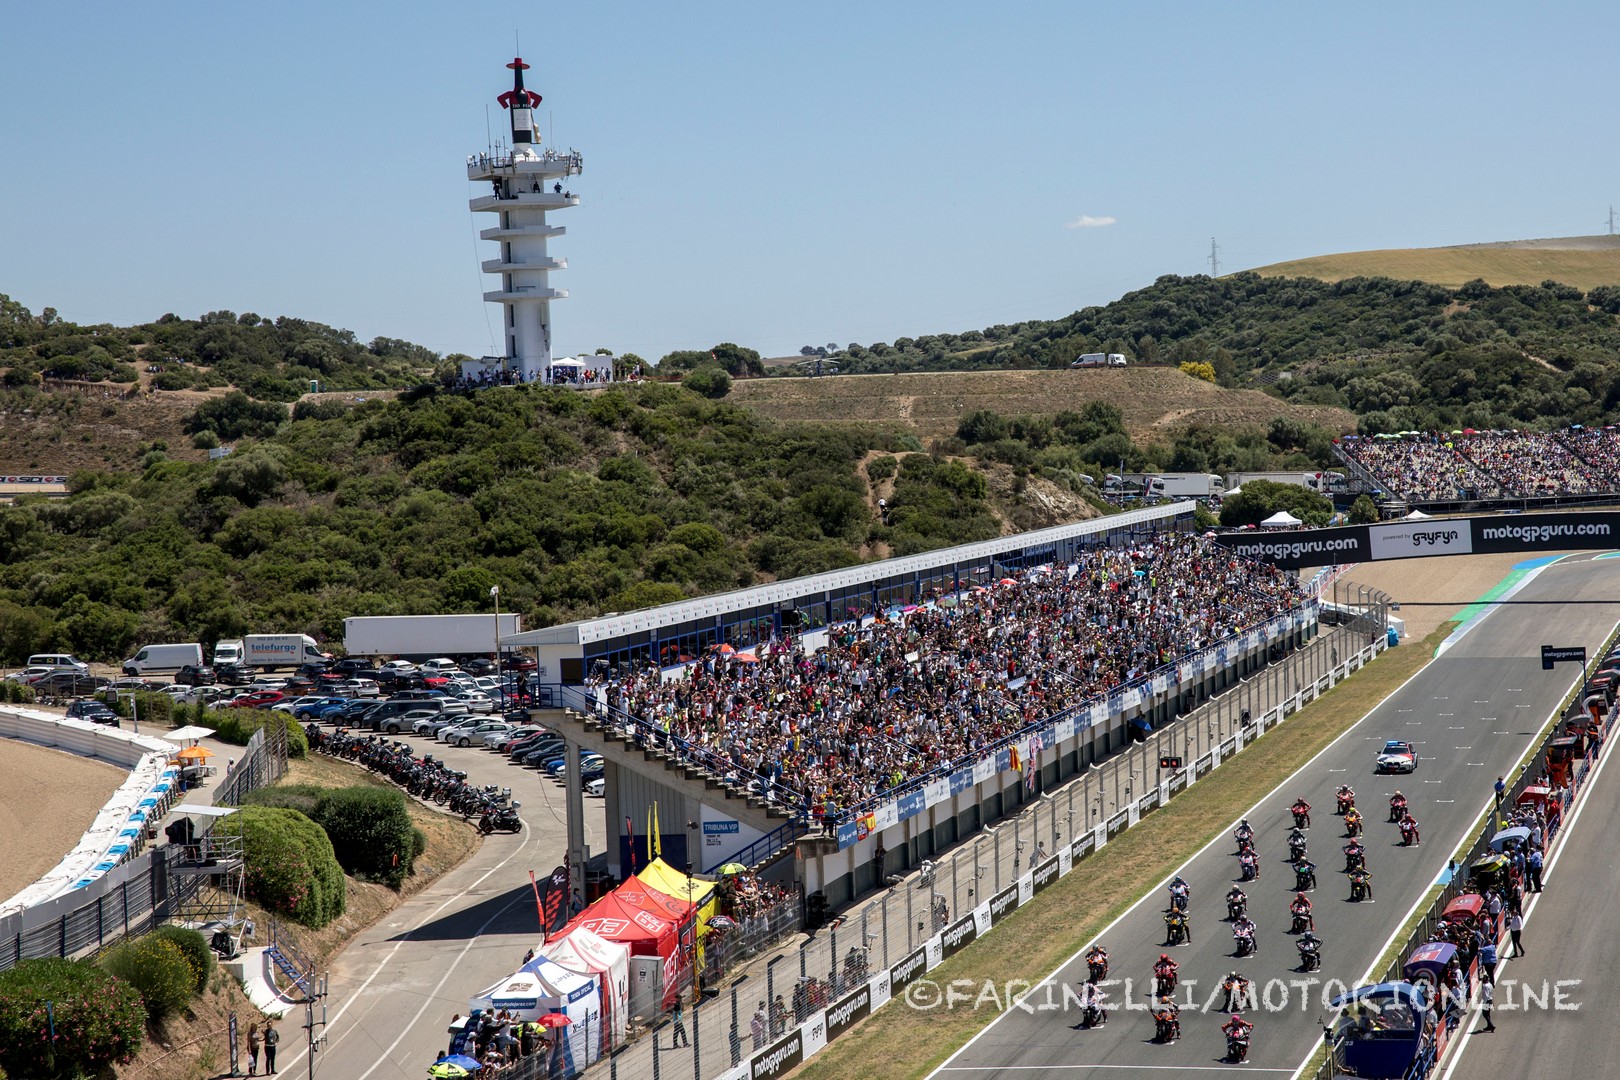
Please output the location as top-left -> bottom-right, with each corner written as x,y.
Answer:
0,707 -> 180,918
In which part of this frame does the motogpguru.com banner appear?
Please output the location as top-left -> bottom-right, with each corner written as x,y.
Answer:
1212,511 -> 1619,569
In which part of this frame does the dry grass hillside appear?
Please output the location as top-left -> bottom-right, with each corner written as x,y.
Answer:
729,367 -> 1356,443
1251,235 -> 1620,292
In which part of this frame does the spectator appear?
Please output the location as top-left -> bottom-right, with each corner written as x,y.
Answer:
751,1002 -> 766,1050
263,1021 -> 278,1075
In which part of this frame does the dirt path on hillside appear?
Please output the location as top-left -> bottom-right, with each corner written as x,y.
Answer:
0,740 -> 126,902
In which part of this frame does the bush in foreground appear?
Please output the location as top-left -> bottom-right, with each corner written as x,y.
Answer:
204,707 -> 308,757
224,806 -> 346,928
99,933 -> 198,1022
0,958 -> 145,1078
241,782 -> 325,818
150,924 -> 215,994
313,785 -> 417,889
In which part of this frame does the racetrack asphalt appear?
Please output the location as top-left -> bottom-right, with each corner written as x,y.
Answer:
273,728 -> 605,1080
926,554 -> 1620,1079
1440,650 -> 1620,1080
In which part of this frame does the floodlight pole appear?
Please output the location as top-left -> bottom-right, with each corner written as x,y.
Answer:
492,585 -> 503,709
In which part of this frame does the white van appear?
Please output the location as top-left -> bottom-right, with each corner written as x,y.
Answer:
213,639 -> 244,666
122,643 -> 205,677
28,653 -> 90,674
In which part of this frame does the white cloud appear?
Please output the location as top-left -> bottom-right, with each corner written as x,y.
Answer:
1065,215 -> 1117,229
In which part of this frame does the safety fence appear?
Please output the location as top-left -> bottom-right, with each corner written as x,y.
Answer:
0,721 -> 288,973
1306,618 -> 1620,1080
586,600 -> 1391,1080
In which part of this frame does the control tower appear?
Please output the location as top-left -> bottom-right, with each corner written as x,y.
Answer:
467,57 -> 583,381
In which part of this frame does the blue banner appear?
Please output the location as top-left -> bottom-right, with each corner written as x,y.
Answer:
897,790 -> 927,821
949,769 -> 974,796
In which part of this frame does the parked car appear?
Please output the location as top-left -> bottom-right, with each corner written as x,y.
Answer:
230,689 -> 285,709
293,696 -> 350,720
546,751 -> 602,778
34,673 -> 110,698
334,657 -> 373,675
281,675 -> 317,694
215,662 -> 259,686
369,708 -> 434,735
464,658 -> 499,676
519,740 -> 569,767
439,719 -> 502,746
376,670 -> 425,691
450,691 -> 495,715
379,659 -> 418,674
176,685 -> 231,706
584,776 -> 605,797
5,666 -> 56,684
419,658 -> 460,674
509,732 -> 563,759
493,726 -> 544,751
329,679 -> 381,698
28,653 -> 92,675
65,700 -> 120,726
409,711 -> 462,737
174,664 -> 217,686
504,655 -> 537,672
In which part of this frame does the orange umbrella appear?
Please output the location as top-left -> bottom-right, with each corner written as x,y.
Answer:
733,652 -> 759,663
175,746 -> 214,762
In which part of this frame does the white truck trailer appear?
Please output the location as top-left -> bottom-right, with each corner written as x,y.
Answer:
1071,352 -> 1129,368
1148,473 -> 1225,498
343,614 -> 524,660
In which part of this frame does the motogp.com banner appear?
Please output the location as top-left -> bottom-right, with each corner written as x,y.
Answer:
1213,511 -> 1620,569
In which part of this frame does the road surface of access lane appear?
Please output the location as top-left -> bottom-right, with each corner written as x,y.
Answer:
929,555 -> 1620,1079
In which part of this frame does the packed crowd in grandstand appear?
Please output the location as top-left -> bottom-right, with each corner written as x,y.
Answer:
589,533 -> 1303,827
1338,427 -> 1620,502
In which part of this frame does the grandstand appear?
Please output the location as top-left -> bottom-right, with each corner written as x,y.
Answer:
1337,428 -> 1620,511
524,504 -> 1321,906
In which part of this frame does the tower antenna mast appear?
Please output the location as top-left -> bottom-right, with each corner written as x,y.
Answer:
1208,238 -> 1221,277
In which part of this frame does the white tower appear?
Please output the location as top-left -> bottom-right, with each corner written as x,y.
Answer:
467,57 -> 583,382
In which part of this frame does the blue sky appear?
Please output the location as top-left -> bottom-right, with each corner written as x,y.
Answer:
2,2 -> 1615,361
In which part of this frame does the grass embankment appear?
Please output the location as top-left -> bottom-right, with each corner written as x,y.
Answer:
116,755 -> 481,1080
1251,239 -> 1620,293
797,623 -> 1454,1080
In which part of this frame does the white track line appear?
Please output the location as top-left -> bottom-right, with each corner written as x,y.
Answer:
274,824 -> 541,1077
1435,695 -> 1620,1080
928,634 -> 1445,1079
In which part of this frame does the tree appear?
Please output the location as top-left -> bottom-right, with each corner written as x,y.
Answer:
1218,479 -> 1334,527
1348,494 -> 1378,524
682,367 -> 731,398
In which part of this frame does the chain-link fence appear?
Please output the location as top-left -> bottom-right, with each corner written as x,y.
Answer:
213,720 -> 290,809
592,591 -> 1392,1080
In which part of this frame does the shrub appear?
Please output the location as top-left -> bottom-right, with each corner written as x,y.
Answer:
242,782 -> 325,818
681,366 -> 731,398
99,934 -> 196,1022
223,806 -> 346,928
411,827 -> 428,859
313,786 -> 416,888
0,958 -> 145,1078
206,708 -> 308,758
150,925 -> 216,994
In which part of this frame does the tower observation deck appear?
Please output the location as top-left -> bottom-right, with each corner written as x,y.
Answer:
467,57 -> 584,382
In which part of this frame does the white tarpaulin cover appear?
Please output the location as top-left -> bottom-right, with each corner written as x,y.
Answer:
542,927 -> 629,1051
468,957 -> 602,1071
1261,511 -> 1303,527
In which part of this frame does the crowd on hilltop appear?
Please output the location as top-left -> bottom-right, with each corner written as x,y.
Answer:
1339,427 -> 1620,503
588,534 -> 1303,827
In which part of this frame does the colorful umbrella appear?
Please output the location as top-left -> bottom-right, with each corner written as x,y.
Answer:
716,863 -> 748,875
712,643 -> 736,655
537,1012 -> 572,1028
733,652 -> 759,663
428,1062 -> 472,1078
175,746 -> 214,761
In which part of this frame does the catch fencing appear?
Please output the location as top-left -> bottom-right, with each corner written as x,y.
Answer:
588,589 -> 1392,1080
213,721 -> 291,808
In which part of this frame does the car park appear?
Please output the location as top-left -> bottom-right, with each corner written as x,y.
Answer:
1376,739 -> 1418,773
520,741 -> 569,766
176,685 -> 231,706
504,655 -> 537,672
449,691 -> 495,714
419,658 -> 460,674
174,664 -> 217,686
368,708 -> 432,735
440,720 -> 507,747
510,732 -> 562,758
380,659 -> 418,674
464,658 -> 498,676
334,657 -> 372,675
584,776 -> 604,797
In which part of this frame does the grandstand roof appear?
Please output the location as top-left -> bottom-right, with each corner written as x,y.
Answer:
506,502 -> 1192,647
